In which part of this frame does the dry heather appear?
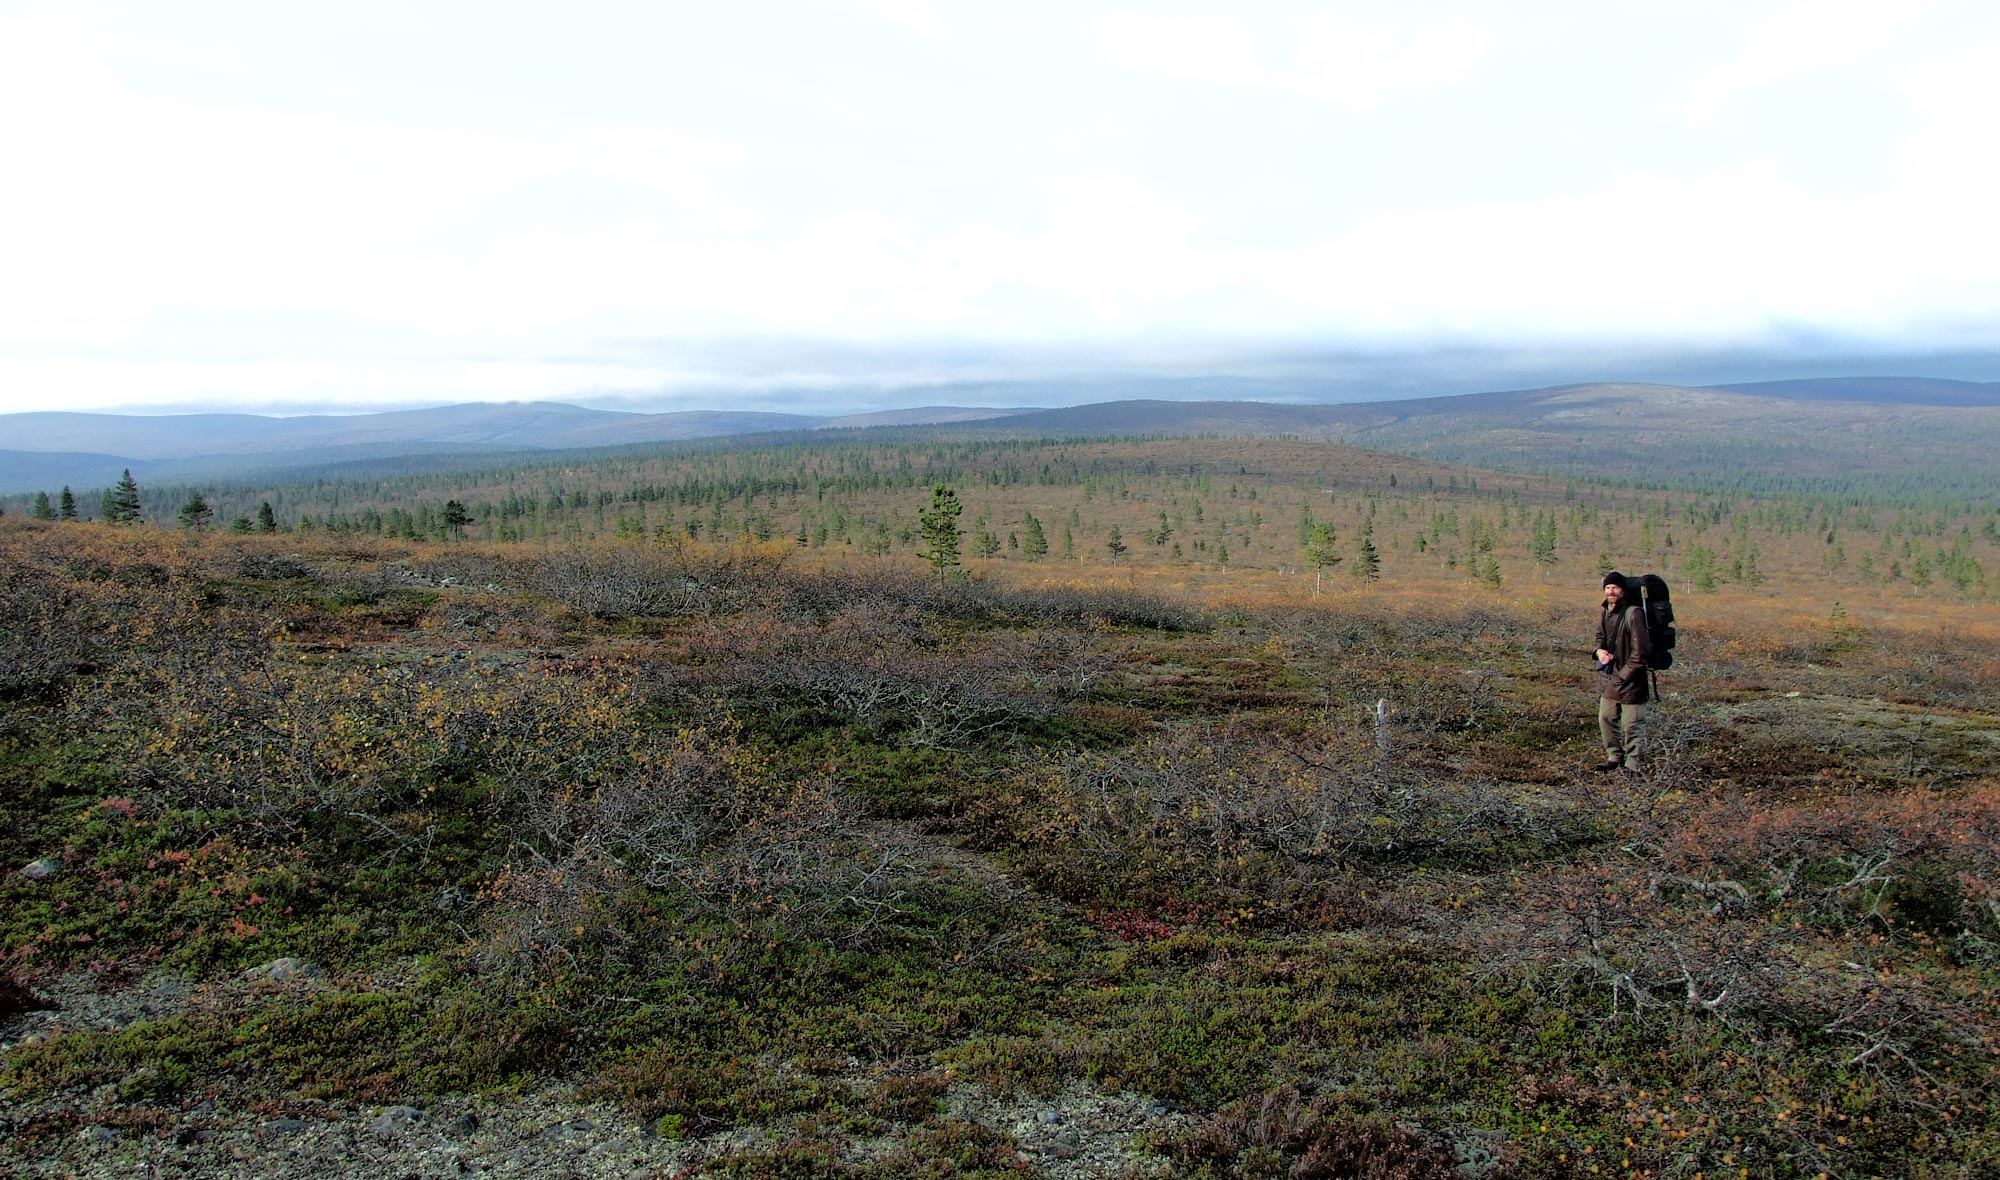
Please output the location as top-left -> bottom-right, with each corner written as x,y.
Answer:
1,519 -> 1996,1179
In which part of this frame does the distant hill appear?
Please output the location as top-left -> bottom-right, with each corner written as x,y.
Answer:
0,403 -> 1027,494
819,406 -> 1035,429
4,377 -> 1995,498
953,381 -> 2000,490
0,403 -> 823,463
0,451 -> 140,497
1702,376 -> 2000,406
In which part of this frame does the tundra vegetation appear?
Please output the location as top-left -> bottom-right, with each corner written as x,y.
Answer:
1,433 -> 1997,1178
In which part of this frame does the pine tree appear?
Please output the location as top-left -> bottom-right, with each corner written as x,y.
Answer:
918,484 -> 963,582
229,513 -> 254,534
103,469 -> 142,524
256,501 -> 278,533
58,487 -> 77,520
1302,521 -> 1341,594
1106,525 -> 1128,560
30,492 -> 54,521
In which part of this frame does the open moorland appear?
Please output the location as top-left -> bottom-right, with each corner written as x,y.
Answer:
2,432 -> 1998,1179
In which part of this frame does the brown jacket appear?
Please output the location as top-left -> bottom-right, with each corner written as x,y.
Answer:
1595,603 -> 1652,704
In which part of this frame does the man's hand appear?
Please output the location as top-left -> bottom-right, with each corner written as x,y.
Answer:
1595,648 -> 1613,665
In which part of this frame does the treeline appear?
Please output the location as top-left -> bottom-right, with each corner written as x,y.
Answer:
6,434 -> 1995,601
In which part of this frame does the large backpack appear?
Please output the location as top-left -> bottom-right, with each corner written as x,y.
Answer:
1623,573 -> 1676,670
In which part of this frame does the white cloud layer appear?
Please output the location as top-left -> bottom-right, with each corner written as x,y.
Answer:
0,1 -> 1996,413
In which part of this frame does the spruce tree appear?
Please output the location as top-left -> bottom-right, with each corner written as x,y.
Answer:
256,501 -> 278,533
177,492 -> 213,531
30,492 -> 54,521
57,487 -> 76,520
1020,512 -> 1049,561
1530,509 -> 1558,569
103,470 -> 142,523
1354,524 -> 1381,581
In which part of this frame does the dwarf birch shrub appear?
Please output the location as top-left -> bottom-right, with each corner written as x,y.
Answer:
524,539 -> 791,620
477,712 -> 928,995
663,607 -> 1057,748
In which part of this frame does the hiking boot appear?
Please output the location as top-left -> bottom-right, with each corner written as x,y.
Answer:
1594,760 -> 1624,773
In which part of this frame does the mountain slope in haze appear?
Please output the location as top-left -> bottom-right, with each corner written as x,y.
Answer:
960,380 -> 2000,487
1703,375 -> 2000,406
0,403 -> 823,462
0,451 -> 138,498
4,377 -> 1994,498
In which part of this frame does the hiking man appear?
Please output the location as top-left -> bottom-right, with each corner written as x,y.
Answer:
1593,571 -> 1653,772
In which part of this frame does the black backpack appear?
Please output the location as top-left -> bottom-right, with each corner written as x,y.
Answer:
1623,573 -> 1676,670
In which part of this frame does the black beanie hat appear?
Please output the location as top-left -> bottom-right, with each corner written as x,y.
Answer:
1602,570 -> 1627,588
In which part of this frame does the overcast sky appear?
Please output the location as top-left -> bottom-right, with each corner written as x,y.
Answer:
2,0 -> 1997,415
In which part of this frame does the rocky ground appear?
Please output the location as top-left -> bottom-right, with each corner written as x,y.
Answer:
1,970 -> 1187,1180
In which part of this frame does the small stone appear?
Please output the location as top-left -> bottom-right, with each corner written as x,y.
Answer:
1038,1110 -> 1063,1125
371,1105 -> 425,1139
445,1112 -> 480,1140
245,957 -> 323,984
19,858 -> 60,881
1146,1100 -> 1182,1117
259,1118 -> 311,1137
82,1124 -> 119,1144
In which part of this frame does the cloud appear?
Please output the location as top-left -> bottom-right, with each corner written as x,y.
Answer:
1677,0 -> 1925,122
1289,15 -> 1491,107
0,18 -> 562,346
1096,9 -> 1491,107
2,4 -> 1995,416
1096,13 -> 1269,89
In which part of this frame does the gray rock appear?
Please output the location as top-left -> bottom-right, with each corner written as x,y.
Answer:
244,957 -> 323,984
444,1111 -> 480,1140
19,858 -> 60,881
1038,1110 -> 1063,1125
259,1118 -> 311,1137
81,1124 -> 119,1144
371,1105 -> 425,1139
